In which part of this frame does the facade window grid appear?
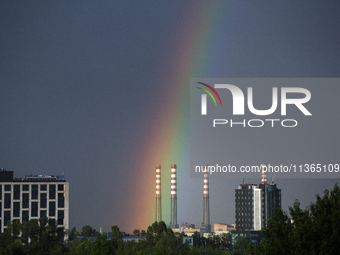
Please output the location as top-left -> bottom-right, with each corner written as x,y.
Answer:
235,184 -> 281,232
0,172 -> 69,232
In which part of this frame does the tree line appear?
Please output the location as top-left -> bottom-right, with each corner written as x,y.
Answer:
248,183 -> 340,255
0,220 -> 232,255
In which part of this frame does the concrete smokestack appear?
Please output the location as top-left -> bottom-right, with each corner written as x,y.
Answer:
170,164 -> 178,228
261,163 -> 268,220
261,163 -> 267,184
155,165 -> 161,222
203,166 -> 211,232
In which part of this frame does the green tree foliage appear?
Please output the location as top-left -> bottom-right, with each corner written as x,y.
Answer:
80,225 -> 96,237
110,225 -> 123,251
233,238 -> 251,255
0,217 -> 67,255
0,219 -> 237,254
69,232 -> 113,255
67,226 -> 80,241
250,183 -> 340,255
133,229 -> 140,236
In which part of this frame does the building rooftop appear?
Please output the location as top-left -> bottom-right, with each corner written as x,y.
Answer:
0,169 -> 66,182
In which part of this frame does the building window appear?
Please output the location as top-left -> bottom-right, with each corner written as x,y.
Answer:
49,202 -> 55,217
13,202 -> 20,217
22,211 -> 29,222
14,185 -> 20,200
49,185 -> 56,200
31,202 -> 38,217
40,184 -> 47,191
58,193 -> 64,208
58,184 -> 64,191
4,211 -> 10,226
0,185 -> 2,199
4,193 -> 11,208
22,193 -> 29,208
5,185 -> 11,191
40,210 -> 47,218
23,185 -> 29,191
40,193 -> 47,208
58,210 -> 64,225
32,185 -> 38,199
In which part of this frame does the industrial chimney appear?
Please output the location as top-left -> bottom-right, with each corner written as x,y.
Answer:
170,164 -> 178,228
155,165 -> 161,222
203,166 -> 211,232
261,163 -> 267,184
261,163 -> 268,220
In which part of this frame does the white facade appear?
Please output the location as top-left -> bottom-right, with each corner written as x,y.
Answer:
0,181 -> 69,232
253,188 -> 261,231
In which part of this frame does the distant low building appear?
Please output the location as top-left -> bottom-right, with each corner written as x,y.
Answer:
172,227 -> 203,237
79,234 -> 193,245
214,223 -> 236,234
231,230 -> 263,245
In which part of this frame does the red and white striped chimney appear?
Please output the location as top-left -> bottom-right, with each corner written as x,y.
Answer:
261,163 -> 267,184
170,164 -> 177,226
155,165 -> 161,222
203,166 -> 210,226
203,167 -> 209,199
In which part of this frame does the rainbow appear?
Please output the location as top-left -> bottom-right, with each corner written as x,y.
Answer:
120,1 -> 235,232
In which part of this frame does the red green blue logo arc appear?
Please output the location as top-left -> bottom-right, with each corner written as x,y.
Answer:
196,82 -> 223,106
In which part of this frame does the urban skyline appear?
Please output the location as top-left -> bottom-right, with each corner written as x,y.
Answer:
0,163 -> 316,236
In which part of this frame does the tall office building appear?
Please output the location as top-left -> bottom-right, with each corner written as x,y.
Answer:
232,167 -> 281,245
0,169 -> 69,233
234,182 -> 281,231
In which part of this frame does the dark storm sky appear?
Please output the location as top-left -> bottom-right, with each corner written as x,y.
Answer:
1,1 -> 340,232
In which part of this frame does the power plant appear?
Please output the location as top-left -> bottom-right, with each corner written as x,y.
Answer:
153,162 -> 280,241
155,165 -> 161,222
